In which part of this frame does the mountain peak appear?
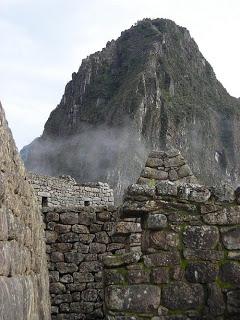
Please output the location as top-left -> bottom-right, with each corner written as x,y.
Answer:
21,18 -> 240,200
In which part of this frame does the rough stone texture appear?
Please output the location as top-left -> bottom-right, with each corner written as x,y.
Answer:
137,150 -> 197,187
43,205 -> 119,319
103,150 -> 240,319
0,102 -> 50,319
221,227 -> 240,249
162,282 -> 204,310
105,285 -> 161,313
207,283 -> 225,316
182,226 -> 219,249
103,252 -> 141,268
185,262 -> 219,283
144,213 -> 168,230
29,172 -> 114,207
227,290 -> 240,314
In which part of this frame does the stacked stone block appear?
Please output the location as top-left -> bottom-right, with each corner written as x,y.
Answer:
29,172 -> 114,207
104,151 -> 240,320
138,150 -> 197,185
43,205 -> 122,319
0,102 -> 50,319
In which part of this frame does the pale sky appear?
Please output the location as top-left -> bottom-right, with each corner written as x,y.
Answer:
0,0 -> 239,150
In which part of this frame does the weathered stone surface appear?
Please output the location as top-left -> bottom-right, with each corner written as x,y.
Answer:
60,274 -> 73,283
156,181 -> 178,196
146,157 -> 164,168
189,185 -> 211,202
59,232 -> 79,243
142,167 -> 168,181
219,262 -> 240,286
183,226 -> 219,249
144,214 -> 168,230
95,231 -> 109,244
128,269 -> 150,284
207,284 -> 225,316
72,224 -> 89,234
168,212 -> 200,223
72,272 -> 94,284
52,293 -> 72,305
80,261 -> 102,272
60,213 -> 79,225
185,262 -> 219,283
149,230 -> 179,250
29,172 -> 114,208
183,249 -> 224,261
105,285 -> 161,312
168,169 -> 178,181
50,282 -> 66,294
227,290 -> 240,314
203,207 -> 240,225
221,227 -> 240,249
211,184 -> 235,203
178,164 -> 192,178
162,282 -> 204,310
143,251 -> 180,267
228,251 -> 240,260
115,221 -> 141,234
78,233 -> 95,244
54,224 -> 71,234
104,270 -> 125,285
90,242 -> 106,253
64,252 -> 85,263
56,263 -> 78,274
0,102 -> 50,319
165,154 -> 185,167
151,267 -> 169,284
103,252 -> 141,268
82,289 -> 98,302
127,184 -> 155,197
178,184 -> 211,202
51,251 -> 64,262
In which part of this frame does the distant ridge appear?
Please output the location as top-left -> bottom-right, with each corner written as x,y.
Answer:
22,18 -> 240,199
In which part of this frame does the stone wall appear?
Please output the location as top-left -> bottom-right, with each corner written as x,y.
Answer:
43,205 -> 123,319
29,172 -> 114,207
104,151 -> 240,320
0,102 -> 50,319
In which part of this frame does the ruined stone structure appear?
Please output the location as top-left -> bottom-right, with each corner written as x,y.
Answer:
104,150 -> 240,319
2,96 -> 240,320
43,205 -> 122,319
29,172 -> 114,207
0,102 -> 50,319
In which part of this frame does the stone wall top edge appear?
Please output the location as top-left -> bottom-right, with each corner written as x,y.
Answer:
42,204 -> 117,213
126,181 -> 240,205
28,171 -> 113,190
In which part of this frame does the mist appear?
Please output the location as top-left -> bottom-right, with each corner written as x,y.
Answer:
22,119 -> 149,200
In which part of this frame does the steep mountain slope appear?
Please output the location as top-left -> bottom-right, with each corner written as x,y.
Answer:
22,18 -> 240,198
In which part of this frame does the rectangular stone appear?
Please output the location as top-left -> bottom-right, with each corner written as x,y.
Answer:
203,207 -> 240,225
183,249 -> 224,261
143,251 -> 180,267
105,285 -> 161,313
60,212 -> 78,225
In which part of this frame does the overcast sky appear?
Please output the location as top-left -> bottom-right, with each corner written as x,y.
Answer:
0,0 -> 239,150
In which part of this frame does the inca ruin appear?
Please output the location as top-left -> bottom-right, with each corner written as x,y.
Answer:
1,11 -> 240,320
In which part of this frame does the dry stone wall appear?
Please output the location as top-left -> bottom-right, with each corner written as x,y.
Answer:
29,172 -> 114,207
43,205 -> 123,319
0,102 -> 50,319
137,150 -> 198,185
104,151 -> 240,320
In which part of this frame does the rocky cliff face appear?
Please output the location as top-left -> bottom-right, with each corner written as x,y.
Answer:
0,102 -> 50,319
22,18 -> 240,198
